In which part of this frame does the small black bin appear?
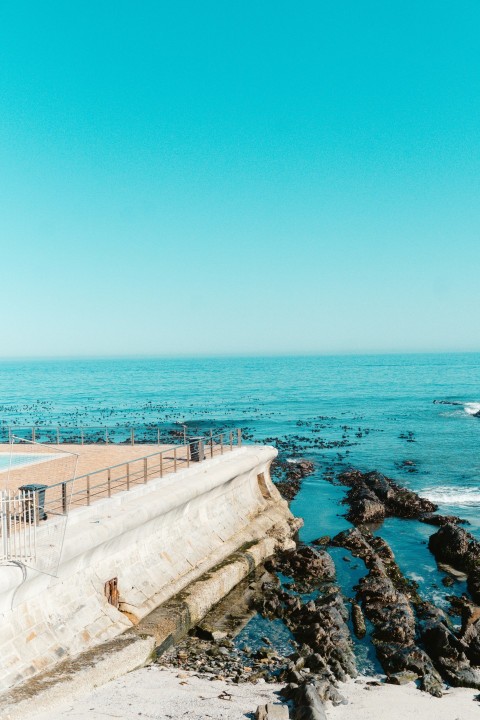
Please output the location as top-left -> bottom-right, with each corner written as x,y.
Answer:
188,436 -> 205,462
19,483 -> 48,521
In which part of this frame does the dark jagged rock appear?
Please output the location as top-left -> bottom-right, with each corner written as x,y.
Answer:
337,469 -> 438,526
344,483 -> 385,524
331,528 -> 419,600
257,546 -> 356,701
419,603 -> 480,689
420,513 -> 468,526
339,527 -> 480,692
291,683 -> 328,720
289,592 -> 357,681
429,523 -> 480,603
468,568 -> 480,603
428,523 -> 478,569
376,643 -> 443,697
442,575 -> 455,587
351,601 -> 366,639
332,527 -> 444,695
266,546 -> 335,590
462,619 -> 480,667
357,570 -> 416,644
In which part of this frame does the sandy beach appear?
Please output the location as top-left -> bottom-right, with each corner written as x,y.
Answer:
33,666 -> 479,720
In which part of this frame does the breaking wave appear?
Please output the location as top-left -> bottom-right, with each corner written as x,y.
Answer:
420,486 -> 480,506
464,402 -> 480,416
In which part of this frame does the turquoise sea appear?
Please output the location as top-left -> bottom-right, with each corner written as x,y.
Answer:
1,353 -> 479,667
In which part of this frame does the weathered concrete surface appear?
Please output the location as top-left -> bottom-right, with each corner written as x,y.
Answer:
0,633 -> 155,720
0,527 -> 297,720
0,445 -> 299,696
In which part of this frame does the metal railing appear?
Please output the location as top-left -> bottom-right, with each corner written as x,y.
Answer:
38,428 -> 242,517
0,424 -> 235,446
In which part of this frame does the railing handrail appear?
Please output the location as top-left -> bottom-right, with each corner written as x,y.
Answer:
40,429 -> 241,494
0,424 -> 236,447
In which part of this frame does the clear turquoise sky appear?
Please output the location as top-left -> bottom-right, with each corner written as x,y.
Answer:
1,1 -> 479,357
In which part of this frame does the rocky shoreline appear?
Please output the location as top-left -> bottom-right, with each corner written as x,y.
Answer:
154,460 -> 480,718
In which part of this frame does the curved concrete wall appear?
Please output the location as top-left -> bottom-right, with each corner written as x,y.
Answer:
0,445 -> 296,691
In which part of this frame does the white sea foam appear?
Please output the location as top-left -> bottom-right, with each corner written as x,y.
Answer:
407,572 -> 425,583
464,402 -> 480,415
420,485 -> 480,506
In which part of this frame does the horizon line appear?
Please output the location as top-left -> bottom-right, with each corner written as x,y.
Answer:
0,349 -> 480,362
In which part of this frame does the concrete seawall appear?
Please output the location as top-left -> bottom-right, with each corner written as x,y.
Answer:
0,444 -> 299,696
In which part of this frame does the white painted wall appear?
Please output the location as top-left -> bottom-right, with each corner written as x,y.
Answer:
0,445 -> 294,691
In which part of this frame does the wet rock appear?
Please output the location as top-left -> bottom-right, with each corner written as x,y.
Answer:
418,602 -> 480,690
468,568 -> 480,603
332,528 -> 446,695
442,575 -> 455,587
345,484 -> 386,525
357,570 -> 416,644
429,523 -> 477,568
462,620 -> 480,666
429,524 -> 480,603
332,528 -> 419,600
351,601 -> 366,639
266,546 -> 335,589
337,469 -> 439,527
420,513 -> 467,526
376,644 -> 443,697
285,590 -> 357,681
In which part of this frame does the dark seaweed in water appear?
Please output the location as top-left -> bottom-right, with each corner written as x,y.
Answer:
271,459 -> 315,501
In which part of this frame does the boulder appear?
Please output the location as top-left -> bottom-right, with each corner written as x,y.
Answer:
291,683 -> 328,720
256,703 -> 289,720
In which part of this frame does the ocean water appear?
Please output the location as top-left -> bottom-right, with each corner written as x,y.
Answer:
1,353 -> 479,617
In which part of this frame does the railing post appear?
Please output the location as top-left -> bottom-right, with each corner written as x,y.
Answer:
186,442 -> 190,468
229,431 -> 233,450
62,483 -> 67,514
56,427 -> 60,444
32,427 -> 35,443
33,489 -> 40,526
86,475 -> 90,505
144,457 -> 148,484
237,428 -> 242,446
105,428 -> 109,444
157,427 -> 160,445
174,447 -> 177,473
126,463 -> 130,490
210,430 -> 213,458
131,428 -> 134,446
81,428 -> 84,446
160,452 -> 163,478
107,469 -> 111,498
220,434 -> 224,455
